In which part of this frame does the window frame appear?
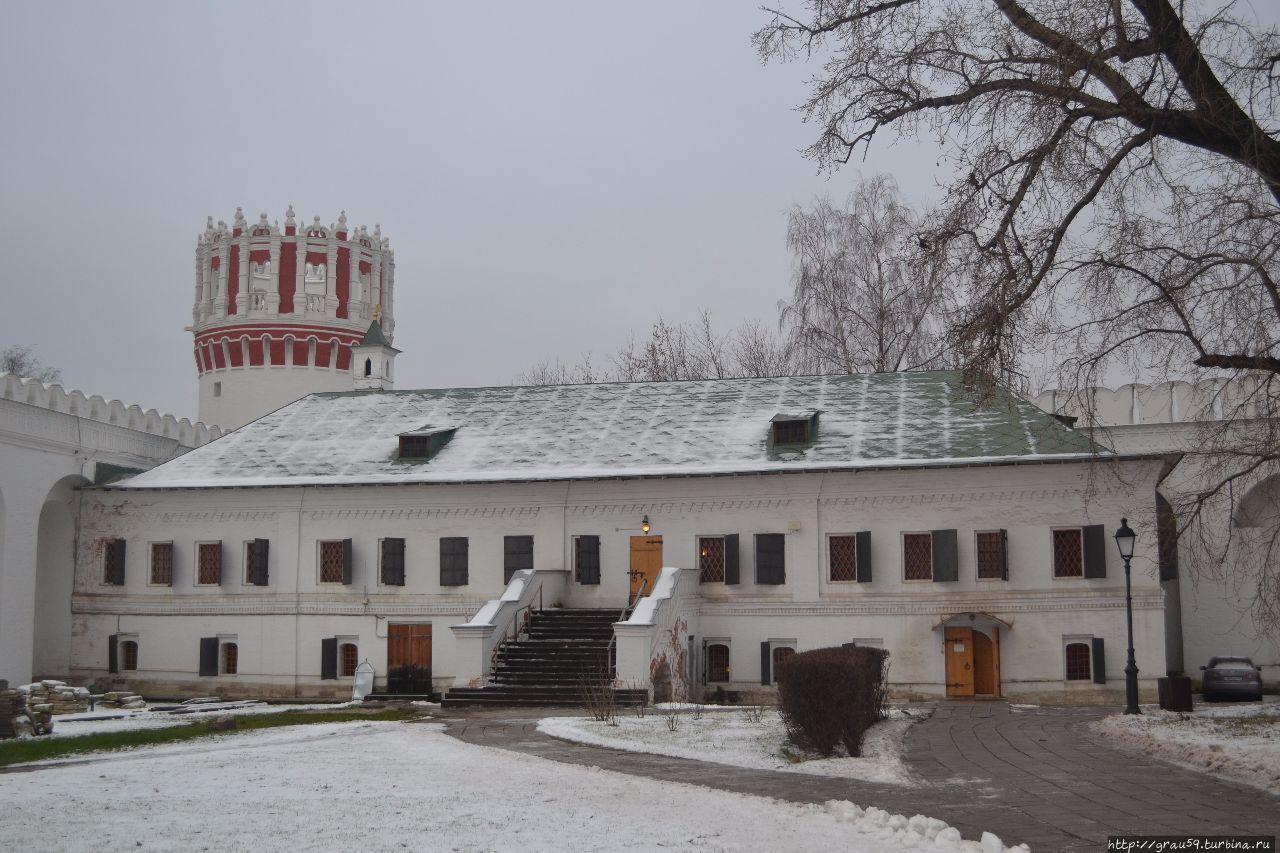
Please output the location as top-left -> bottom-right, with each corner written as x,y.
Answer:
221,638 -> 239,676
378,537 -> 406,587
243,539 -> 269,587
828,533 -> 859,583
196,541 -> 223,586
754,533 -> 786,585
318,539 -> 347,585
440,536 -> 470,587
1051,527 -> 1085,579
698,535 -> 727,584
573,535 -> 601,585
1064,637 -> 1092,681
974,529 -> 1008,582
769,643 -> 796,685
102,538 -> 126,586
120,639 -> 139,671
902,531 -> 933,582
771,419 -> 809,445
148,541 -> 174,587
503,535 -> 534,586
705,641 -> 731,684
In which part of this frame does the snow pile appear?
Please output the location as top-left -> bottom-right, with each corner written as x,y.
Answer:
48,700 -> 358,739
0,720 -> 1024,852
538,707 -> 922,785
1090,702 -> 1280,794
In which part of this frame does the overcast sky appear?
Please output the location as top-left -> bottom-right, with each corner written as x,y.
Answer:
0,1 -> 1114,420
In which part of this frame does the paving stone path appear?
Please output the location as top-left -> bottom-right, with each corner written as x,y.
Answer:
443,701 -> 1280,852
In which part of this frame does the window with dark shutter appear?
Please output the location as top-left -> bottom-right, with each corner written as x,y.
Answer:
829,535 -> 857,582
1091,637 -> 1107,684
771,647 -> 795,684
1052,529 -> 1084,578
342,538 -> 353,585
103,539 -> 126,586
723,534 -> 740,585
1065,642 -> 1091,680
760,641 -> 771,685
199,637 -> 219,677
755,534 -> 786,585
319,541 -> 345,583
575,535 -> 601,585
772,420 -> 809,444
976,530 -> 1007,580
931,529 -> 958,582
222,642 -> 238,675
503,535 -> 534,585
1082,524 -> 1107,578
706,643 -> 730,683
340,642 -> 359,677
381,538 -> 406,586
699,536 -> 726,583
150,542 -> 173,586
247,539 -> 269,586
903,533 -> 932,580
121,640 -> 138,671
440,537 -> 469,586
855,530 -> 873,583
321,638 -> 338,680
108,633 -> 120,674
197,542 -> 222,585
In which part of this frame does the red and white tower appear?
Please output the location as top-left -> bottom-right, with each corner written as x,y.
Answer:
190,207 -> 398,430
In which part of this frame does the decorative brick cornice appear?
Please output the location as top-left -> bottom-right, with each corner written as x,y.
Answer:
305,506 -> 541,522
569,499 -> 794,517
72,594 -> 482,618
698,592 -> 1164,618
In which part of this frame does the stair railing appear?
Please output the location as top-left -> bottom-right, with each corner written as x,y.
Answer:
607,576 -> 651,679
490,584 -> 543,669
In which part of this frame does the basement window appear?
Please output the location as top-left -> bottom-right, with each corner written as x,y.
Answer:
398,425 -> 457,461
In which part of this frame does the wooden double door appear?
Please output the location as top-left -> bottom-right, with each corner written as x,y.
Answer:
944,626 -> 1001,698
386,623 -> 432,694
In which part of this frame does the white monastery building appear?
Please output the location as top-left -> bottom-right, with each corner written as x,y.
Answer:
1,207 -> 1273,707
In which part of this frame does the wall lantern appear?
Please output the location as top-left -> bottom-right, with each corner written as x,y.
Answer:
641,514 -> 651,535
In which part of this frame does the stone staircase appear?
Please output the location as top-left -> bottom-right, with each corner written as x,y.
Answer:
442,608 -> 647,708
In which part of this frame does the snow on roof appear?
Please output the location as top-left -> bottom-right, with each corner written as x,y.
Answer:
115,371 -> 1105,489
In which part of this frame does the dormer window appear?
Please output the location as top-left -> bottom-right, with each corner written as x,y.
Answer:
398,426 -> 457,461
770,411 -> 818,446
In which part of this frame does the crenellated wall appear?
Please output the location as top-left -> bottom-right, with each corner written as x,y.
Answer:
1033,376 -> 1270,426
0,373 -> 222,447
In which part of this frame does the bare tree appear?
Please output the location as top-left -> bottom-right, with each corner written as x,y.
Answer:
1,344 -> 62,384
782,176 -> 953,373
515,354 -> 603,386
756,0 -> 1280,629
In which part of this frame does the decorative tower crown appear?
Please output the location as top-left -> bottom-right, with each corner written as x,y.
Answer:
190,208 -> 399,429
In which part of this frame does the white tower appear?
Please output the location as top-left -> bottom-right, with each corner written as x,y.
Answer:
189,208 -> 398,429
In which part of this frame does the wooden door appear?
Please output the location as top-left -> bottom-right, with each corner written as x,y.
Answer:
629,536 -> 663,601
945,627 -> 975,698
972,629 -> 995,695
387,623 -> 432,693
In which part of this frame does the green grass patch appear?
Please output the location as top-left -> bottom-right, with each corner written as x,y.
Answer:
0,707 -> 425,769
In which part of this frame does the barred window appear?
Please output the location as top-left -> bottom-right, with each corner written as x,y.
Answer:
829,535 -> 857,581
1065,642 -> 1091,681
222,642 -> 239,675
319,541 -> 345,583
976,531 -> 1005,580
197,543 -> 222,585
699,536 -> 725,583
706,643 -> 730,683
150,542 -> 173,586
903,533 -> 932,581
772,419 -> 809,444
121,640 -> 138,671
340,642 -> 359,677
1053,529 -> 1084,578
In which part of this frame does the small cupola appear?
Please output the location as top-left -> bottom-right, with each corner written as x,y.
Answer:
398,425 -> 457,461
350,320 -> 400,391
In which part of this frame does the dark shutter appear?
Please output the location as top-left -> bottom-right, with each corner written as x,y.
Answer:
576,536 -> 601,585
251,538 -> 270,586
756,534 -> 785,585
341,538 -> 354,585
504,535 -> 534,585
1000,529 -> 1009,580
440,537 -> 469,586
688,635 -> 697,685
108,634 -> 120,674
106,539 -> 126,585
321,637 -> 338,680
931,529 -> 958,582
723,534 -> 740,585
199,637 -> 219,677
1091,637 -> 1106,684
381,538 -> 405,586
1083,524 -> 1107,578
760,641 -> 771,685
855,530 -> 873,583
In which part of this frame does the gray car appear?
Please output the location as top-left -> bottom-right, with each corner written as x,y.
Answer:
1200,656 -> 1264,701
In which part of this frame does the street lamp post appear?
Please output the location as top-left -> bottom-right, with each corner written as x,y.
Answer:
1114,518 -> 1140,715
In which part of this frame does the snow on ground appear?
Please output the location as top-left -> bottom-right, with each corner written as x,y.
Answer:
0,720 -> 1026,853
1089,699 -> 1280,795
538,706 -> 922,785
47,701 -> 358,738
